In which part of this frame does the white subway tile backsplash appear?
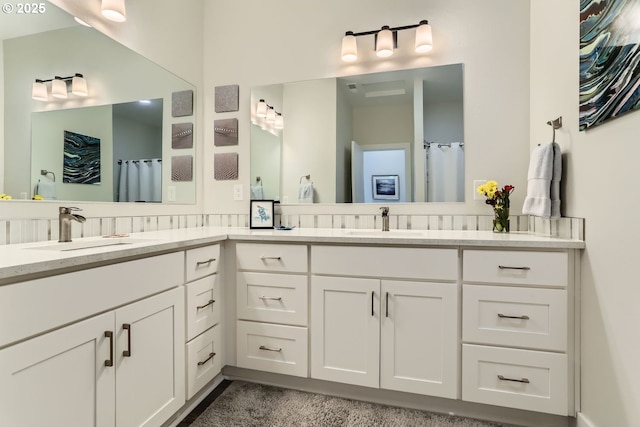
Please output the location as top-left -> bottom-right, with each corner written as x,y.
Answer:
0,212 -> 584,245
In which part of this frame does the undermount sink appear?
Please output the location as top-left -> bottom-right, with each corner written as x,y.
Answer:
29,238 -> 153,252
345,230 -> 425,237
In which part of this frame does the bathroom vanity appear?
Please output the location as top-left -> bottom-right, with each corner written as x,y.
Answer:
0,227 -> 583,427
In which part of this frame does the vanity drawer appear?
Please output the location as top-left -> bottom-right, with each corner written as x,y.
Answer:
236,243 -> 308,273
185,275 -> 221,341
462,344 -> 568,415
463,285 -> 567,351
311,246 -> 457,281
237,272 -> 308,326
463,250 -> 567,287
236,320 -> 308,377
186,324 -> 222,399
186,244 -> 221,282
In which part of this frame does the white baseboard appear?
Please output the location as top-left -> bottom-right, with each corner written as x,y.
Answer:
576,412 -> 596,427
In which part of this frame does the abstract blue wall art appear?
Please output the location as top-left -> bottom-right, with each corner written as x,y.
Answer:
63,130 -> 101,184
580,0 -> 640,130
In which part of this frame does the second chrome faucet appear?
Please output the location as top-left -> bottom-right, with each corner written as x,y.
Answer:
380,206 -> 390,231
58,207 -> 86,242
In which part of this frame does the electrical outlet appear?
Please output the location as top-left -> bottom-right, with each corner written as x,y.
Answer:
167,186 -> 177,202
233,184 -> 243,201
473,180 -> 487,200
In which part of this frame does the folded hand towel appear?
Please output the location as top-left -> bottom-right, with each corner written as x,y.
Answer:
250,185 -> 264,200
298,183 -> 314,203
36,180 -> 56,200
522,142 -> 562,218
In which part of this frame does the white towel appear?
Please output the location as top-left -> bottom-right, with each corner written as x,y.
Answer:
522,142 -> 562,219
298,183 -> 314,203
250,185 -> 264,200
36,180 -> 56,199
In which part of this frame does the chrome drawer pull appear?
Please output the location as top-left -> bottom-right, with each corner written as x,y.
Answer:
259,345 -> 282,352
498,265 -> 531,271
498,313 -> 530,320
498,374 -> 530,384
196,258 -> 216,266
197,299 -> 215,310
104,331 -> 114,367
197,352 -> 216,366
260,256 -> 282,261
259,296 -> 283,301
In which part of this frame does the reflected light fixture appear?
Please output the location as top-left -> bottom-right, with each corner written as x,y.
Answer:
101,0 -> 126,22
32,73 -> 88,101
341,20 -> 433,62
74,16 -> 91,27
254,98 -> 284,131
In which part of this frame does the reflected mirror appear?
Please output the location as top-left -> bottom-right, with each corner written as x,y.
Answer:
1,4 -> 196,203
250,64 -> 464,204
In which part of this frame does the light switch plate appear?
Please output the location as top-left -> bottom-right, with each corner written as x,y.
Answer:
233,184 -> 243,201
473,180 -> 487,200
167,186 -> 177,202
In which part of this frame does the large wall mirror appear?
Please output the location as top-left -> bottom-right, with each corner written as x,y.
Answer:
250,64 -> 464,204
1,4 -> 196,203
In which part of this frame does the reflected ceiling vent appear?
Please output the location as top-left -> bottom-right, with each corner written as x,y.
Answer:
347,83 -> 358,93
362,80 -> 406,98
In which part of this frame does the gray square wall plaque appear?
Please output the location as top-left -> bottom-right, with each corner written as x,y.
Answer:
172,123 -> 193,149
214,152 -> 239,180
172,90 -> 194,117
215,84 -> 239,112
214,118 -> 238,146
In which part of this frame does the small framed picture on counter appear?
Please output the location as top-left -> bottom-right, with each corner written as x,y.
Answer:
249,200 -> 275,229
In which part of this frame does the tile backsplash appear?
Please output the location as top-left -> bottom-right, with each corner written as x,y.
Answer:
0,213 -> 584,245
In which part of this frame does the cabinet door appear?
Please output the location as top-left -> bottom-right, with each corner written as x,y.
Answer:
0,312 -> 115,427
311,276 -> 380,388
380,281 -> 458,398
115,288 -> 185,427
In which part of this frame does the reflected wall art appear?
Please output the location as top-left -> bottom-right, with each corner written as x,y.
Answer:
580,0 -> 640,130
63,130 -> 101,184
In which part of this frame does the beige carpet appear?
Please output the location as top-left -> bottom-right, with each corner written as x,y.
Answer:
186,380 -> 521,427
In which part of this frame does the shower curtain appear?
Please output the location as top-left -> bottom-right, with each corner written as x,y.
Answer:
425,143 -> 464,202
117,159 -> 162,202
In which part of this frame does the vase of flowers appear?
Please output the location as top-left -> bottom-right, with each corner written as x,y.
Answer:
476,181 -> 514,233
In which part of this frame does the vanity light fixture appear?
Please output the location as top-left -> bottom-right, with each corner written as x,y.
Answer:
101,0 -> 126,22
254,99 -> 284,130
341,20 -> 433,62
32,74 -> 88,101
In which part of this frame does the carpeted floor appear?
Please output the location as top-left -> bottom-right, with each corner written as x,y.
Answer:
181,380 -> 522,427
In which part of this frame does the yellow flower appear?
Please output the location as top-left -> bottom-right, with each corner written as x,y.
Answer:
33,195 -> 44,200
0,194 -> 12,200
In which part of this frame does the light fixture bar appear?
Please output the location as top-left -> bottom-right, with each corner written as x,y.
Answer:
32,73 -> 88,101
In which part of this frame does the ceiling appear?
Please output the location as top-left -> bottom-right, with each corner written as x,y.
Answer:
0,4 -> 75,41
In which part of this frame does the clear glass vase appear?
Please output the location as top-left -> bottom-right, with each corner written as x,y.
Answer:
493,212 -> 510,233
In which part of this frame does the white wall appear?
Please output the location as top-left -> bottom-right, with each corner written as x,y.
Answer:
530,1 -> 639,425
204,0 -> 530,216
0,42 -> 4,193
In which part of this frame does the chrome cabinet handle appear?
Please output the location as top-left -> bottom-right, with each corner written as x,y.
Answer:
197,299 -> 216,310
498,265 -> 531,271
371,291 -> 375,317
498,374 -> 530,384
122,323 -> 132,357
259,345 -> 282,352
498,313 -> 530,320
104,331 -> 114,367
385,292 -> 389,318
260,256 -> 282,261
197,352 -> 216,366
196,258 -> 216,266
259,296 -> 282,301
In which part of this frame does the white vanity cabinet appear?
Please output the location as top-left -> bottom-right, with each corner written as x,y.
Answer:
0,253 -> 186,427
461,249 -> 575,416
235,242 -> 309,377
184,244 -> 223,399
310,245 -> 459,399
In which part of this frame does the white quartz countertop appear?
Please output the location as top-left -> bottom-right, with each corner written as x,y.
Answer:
0,226 -> 584,285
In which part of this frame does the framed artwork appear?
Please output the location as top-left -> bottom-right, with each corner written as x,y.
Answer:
214,152 -> 239,180
63,130 -> 101,184
214,118 -> 238,146
215,84 -> 239,112
580,1 -> 640,130
372,175 -> 399,200
171,90 -> 193,117
249,200 -> 275,229
171,123 -> 193,149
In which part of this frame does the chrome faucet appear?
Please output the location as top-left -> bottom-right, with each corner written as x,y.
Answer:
380,206 -> 390,231
58,207 -> 86,242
